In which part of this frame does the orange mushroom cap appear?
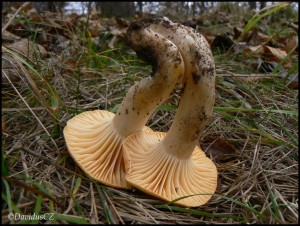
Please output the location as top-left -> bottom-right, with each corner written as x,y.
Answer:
124,131 -> 217,207
64,110 -> 136,188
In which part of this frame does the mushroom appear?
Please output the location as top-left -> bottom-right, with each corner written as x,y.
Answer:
123,17 -> 218,207
63,20 -> 184,189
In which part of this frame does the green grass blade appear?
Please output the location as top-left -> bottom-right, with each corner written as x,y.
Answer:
156,205 -> 244,220
30,194 -> 43,224
238,118 -> 285,145
2,178 -> 30,224
65,177 -> 85,218
157,104 -> 177,111
157,193 -> 263,219
3,179 -> 15,224
2,192 -> 33,224
34,194 -> 43,214
2,192 -> 23,214
49,200 -> 55,224
157,104 -> 298,116
52,213 -> 89,224
241,2 -> 289,36
72,177 -> 86,217
270,115 -> 298,147
269,191 -> 282,223
110,103 -> 120,113
33,182 -> 50,195
94,183 -> 114,224
3,176 -> 63,209
215,106 -> 298,116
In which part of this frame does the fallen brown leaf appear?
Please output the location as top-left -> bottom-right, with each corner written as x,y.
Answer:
263,46 -> 291,67
236,28 -> 254,42
7,39 -> 48,60
233,27 -> 243,40
248,28 -> 271,46
244,45 -> 265,55
2,30 -> 21,41
264,45 -> 287,60
203,33 -> 217,44
282,35 -> 298,53
287,81 -> 298,89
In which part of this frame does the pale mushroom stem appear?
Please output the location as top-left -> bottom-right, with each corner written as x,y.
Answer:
113,26 -> 184,137
144,17 -> 216,159
163,37 -> 216,159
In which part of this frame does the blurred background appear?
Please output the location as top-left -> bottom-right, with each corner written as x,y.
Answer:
2,2 -> 299,18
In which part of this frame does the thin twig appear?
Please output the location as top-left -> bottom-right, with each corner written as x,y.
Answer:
2,2 -> 30,34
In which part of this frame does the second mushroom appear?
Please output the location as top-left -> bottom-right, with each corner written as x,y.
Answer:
123,17 -> 218,207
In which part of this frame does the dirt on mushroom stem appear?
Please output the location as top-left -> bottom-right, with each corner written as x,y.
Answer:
112,25 -> 185,137
142,16 -> 217,159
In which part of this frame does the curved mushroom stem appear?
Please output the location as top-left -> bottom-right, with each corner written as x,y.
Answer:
112,22 -> 184,137
142,17 -> 216,159
163,58 -> 215,159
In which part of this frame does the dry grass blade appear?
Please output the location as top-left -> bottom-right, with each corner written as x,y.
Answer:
275,188 -> 298,219
2,70 -> 58,150
89,183 -> 99,224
